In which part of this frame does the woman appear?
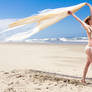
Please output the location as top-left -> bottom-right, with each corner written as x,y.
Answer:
68,3 -> 92,84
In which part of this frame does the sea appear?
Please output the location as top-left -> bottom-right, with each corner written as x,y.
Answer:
0,21 -> 88,44
24,37 -> 88,44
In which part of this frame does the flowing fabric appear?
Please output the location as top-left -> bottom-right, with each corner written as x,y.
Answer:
0,3 -> 86,41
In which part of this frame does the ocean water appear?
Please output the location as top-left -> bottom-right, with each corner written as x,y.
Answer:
0,32 -> 88,44
0,24 -> 88,44
0,19 -> 88,44
24,37 -> 88,44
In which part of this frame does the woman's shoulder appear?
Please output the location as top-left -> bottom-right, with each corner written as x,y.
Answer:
81,21 -> 91,32
82,21 -> 88,26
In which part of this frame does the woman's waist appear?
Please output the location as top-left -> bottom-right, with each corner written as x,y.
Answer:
88,40 -> 92,46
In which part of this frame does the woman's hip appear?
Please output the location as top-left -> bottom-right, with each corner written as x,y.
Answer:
85,45 -> 92,56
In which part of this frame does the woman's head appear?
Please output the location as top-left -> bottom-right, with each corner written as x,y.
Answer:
84,16 -> 92,25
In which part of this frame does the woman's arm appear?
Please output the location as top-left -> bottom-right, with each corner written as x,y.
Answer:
68,11 -> 91,39
86,3 -> 92,18
68,11 -> 88,30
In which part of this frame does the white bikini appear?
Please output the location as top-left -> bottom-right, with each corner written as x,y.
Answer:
85,25 -> 92,51
85,45 -> 92,51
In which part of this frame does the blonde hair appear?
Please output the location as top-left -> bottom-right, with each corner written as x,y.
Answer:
84,16 -> 91,25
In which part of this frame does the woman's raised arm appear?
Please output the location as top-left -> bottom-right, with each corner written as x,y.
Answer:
68,11 -> 88,30
85,3 -> 92,18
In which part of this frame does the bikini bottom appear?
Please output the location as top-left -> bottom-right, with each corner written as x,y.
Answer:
85,45 -> 92,59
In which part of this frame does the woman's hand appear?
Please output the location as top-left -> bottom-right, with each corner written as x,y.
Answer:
85,3 -> 91,7
67,11 -> 73,15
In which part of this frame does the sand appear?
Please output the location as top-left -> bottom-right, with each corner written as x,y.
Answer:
0,43 -> 92,92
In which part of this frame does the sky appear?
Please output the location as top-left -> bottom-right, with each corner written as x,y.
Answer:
0,0 -> 92,39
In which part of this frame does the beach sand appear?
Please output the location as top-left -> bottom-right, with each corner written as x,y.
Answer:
0,43 -> 92,92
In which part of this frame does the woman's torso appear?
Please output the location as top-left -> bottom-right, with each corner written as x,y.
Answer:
87,26 -> 92,46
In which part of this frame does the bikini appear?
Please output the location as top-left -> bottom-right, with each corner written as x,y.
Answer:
85,26 -> 92,51
85,45 -> 92,51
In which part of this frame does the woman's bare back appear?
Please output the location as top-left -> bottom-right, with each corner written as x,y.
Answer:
86,26 -> 92,46
84,25 -> 92,62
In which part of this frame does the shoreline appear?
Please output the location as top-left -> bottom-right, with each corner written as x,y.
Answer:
0,41 -> 87,45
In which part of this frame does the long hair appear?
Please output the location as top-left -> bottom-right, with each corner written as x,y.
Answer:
84,16 -> 91,25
